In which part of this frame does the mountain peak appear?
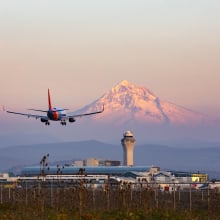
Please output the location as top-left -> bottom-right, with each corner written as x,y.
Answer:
112,80 -> 156,99
112,80 -> 132,92
119,80 -> 130,86
76,80 -> 209,126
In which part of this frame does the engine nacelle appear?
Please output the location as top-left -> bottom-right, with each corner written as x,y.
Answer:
41,118 -> 48,123
69,117 -> 76,123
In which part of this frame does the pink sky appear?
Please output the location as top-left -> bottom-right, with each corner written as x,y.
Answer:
1,1 -> 220,118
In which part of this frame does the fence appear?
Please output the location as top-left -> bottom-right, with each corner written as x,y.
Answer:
1,180 -> 220,214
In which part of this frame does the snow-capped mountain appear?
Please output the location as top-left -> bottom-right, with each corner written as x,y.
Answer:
76,80 -> 208,127
1,80 -> 218,148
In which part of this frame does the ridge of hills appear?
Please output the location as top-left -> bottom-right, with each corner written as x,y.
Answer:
1,139 -> 220,177
1,80 -> 220,176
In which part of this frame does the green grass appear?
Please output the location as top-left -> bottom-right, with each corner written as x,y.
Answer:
1,205 -> 220,220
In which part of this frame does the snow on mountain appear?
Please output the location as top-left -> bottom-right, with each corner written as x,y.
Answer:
75,80 -> 209,126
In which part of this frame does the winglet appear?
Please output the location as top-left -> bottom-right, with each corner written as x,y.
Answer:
101,104 -> 104,112
48,89 -> 52,110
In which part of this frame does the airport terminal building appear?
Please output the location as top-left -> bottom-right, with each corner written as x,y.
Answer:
18,131 -> 208,185
21,165 -> 152,176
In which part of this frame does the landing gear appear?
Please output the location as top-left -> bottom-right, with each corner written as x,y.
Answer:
61,120 -> 66,126
45,121 -> 50,126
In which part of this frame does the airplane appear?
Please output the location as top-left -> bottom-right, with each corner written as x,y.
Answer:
6,89 -> 104,126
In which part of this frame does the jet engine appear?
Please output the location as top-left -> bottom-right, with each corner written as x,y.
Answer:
41,118 -> 48,123
69,117 -> 76,123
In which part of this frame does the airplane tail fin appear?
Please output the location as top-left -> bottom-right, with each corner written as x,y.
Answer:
48,89 -> 52,110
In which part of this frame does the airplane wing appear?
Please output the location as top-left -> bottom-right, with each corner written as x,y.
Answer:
64,105 -> 104,119
6,110 -> 48,120
6,104 -> 104,125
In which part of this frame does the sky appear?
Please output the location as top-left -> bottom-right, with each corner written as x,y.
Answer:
1,1 -> 220,120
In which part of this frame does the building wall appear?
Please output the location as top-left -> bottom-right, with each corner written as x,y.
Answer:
85,158 -> 99,166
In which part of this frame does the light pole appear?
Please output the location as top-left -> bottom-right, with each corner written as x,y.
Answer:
172,177 -> 176,211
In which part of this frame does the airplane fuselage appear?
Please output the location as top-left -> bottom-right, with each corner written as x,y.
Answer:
47,108 -> 66,121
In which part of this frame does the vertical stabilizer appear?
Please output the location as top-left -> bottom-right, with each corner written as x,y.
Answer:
48,89 -> 52,110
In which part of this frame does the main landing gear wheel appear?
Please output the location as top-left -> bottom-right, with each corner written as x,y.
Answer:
61,121 -> 66,126
45,121 -> 50,126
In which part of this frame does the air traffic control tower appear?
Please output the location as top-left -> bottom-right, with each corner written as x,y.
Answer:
121,131 -> 136,166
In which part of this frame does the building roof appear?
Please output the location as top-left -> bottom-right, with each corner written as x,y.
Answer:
21,165 -> 151,176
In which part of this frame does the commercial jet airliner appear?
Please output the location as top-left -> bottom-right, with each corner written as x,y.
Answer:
6,89 -> 104,126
